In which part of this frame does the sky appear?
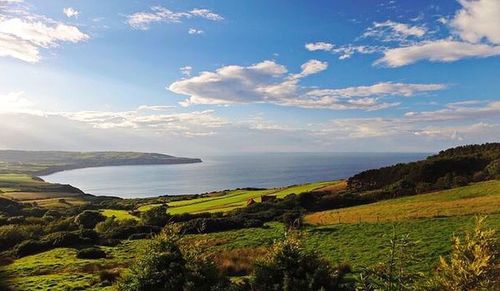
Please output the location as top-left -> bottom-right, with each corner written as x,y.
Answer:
0,0 -> 499,155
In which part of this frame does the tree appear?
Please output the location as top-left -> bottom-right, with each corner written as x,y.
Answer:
251,233 -> 351,291
431,216 -> 498,291
141,205 -> 170,227
74,210 -> 105,229
356,231 -> 422,291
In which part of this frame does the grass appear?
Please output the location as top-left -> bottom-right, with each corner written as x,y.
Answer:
193,214 -> 500,273
304,180 -> 500,225
101,209 -> 140,221
165,181 -> 340,214
3,214 -> 498,289
0,240 -> 147,290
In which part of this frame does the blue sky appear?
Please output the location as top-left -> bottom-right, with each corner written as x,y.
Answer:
0,0 -> 499,154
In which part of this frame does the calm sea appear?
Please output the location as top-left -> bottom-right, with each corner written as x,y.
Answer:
41,152 -> 429,198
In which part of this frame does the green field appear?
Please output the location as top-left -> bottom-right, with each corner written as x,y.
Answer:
166,181 -> 339,214
1,240 -> 147,290
305,180 -> 500,225
3,214 -> 498,290
100,181 -> 339,219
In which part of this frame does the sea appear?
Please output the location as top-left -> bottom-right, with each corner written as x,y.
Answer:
40,152 -> 430,198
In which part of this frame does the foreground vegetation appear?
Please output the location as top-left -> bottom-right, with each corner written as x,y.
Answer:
0,143 -> 498,290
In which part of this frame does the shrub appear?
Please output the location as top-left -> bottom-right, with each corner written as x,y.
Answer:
430,216 -> 498,291
76,247 -> 107,259
74,210 -> 105,229
0,224 -> 43,250
452,176 -> 469,187
15,240 -> 49,257
140,205 -> 170,227
43,231 -> 81,247
117,234 -> 188,290
356,232 -> 422,290
117,233 -> 229,291
128,233 -> 152,240
99,270 -> 120,286
251,234 -> 351,290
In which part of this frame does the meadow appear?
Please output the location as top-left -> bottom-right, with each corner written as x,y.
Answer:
2,214 -> 498,290
304,180 -> 500,225
101,180 -> 340,219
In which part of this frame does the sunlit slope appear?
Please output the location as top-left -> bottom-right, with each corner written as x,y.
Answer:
305,180 -> 500,225
0,174 -> 85,207
166,180 -> 341,214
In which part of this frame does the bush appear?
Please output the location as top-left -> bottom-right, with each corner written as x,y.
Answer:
356,232 -> 421,290
43,231 -> 81,247
74,210 -> 105,229
117,233 -> 229,291
430,216 -> 498,290
452,176 -> 469,187
140,205 -> 170,227
99,270 -> 120,286
76,247 -> 107,259
0,224 -> 43,250
251,234 -> 351,290
179,217 -> 262,234
128,233 -> 152,240
15,240 -> 49,257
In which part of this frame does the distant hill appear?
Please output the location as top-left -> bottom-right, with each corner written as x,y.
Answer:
0,150 -> 202,175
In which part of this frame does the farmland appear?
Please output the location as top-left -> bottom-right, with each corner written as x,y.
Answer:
304,180 -> 500,225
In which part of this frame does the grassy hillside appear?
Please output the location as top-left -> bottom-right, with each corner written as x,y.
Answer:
0,150 -> 201,175
0,174 -> 84,202
3,215 -> 498,290
304,180 -> 500,225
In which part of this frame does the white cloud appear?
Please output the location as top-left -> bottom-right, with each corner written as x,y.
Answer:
305,41 -> 383,60
180,65 -> 193,76
374,40 -> 500,67
0,18 -> 89,47
0,32 -> 39,62
363,20 -> 427,42
450,0 -> 500,44
137,105 -> 176,111
305,42 -> 334,51
316,100 -> 500,141
188,28 -> 204,34
127,6 -> 222,30
189,9 -> 223,21
169,59 -> 446,111
0,91 -> 42,115
63,7 -> 79,18
405,100 -> 500,121
0,6 -> 88,63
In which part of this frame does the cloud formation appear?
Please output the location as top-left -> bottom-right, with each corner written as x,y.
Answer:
374,40 -> 500,67
127,6 -> 223,30
0,5 -> 88,62
63,7 -> 79,18
169,59 -> 446,110
362,20 -> 427,43
450,0 -> 500,44
305,41 -> 383,60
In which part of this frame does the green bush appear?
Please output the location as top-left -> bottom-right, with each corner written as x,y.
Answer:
74,210 -> 105,229
430,216 -> 498,291
15,240 -> 49,257
117,232 -> 229,291
140,205 -> 170,227
251,234 -> 351,290
76,247 -> 107,259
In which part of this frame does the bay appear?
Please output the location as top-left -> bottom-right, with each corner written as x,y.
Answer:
41,152 -> 429,198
